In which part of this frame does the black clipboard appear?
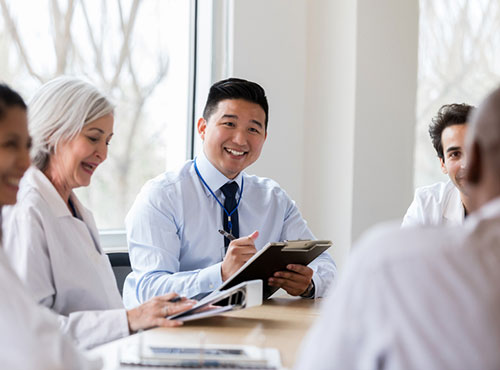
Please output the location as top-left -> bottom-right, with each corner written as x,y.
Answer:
218,240 -> 332,299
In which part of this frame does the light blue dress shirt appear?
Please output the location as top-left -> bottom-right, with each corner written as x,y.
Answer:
123,152 -> 336,308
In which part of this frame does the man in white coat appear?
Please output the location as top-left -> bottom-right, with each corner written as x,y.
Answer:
295,86 -> 500,369
402,103 -> 474,227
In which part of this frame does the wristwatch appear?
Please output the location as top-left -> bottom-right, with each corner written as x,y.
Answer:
301,280 -> 315,299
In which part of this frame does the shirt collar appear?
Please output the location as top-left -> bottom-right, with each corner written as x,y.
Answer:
195,151 -> 243,197
443,184 -> 465,224
24,166 -> 77,218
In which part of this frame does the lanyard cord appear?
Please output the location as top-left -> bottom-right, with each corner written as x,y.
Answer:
193,157 -> 244,231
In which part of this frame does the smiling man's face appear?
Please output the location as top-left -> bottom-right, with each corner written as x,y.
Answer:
197,99 -> 267,179
440,123 -> 468,195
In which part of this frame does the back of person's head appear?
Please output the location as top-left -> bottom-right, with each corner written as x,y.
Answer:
467,87 -> 500,181
202,78 -> 269,129
0,83 -> 27,118
29,76 -> 114,171
429,103 -> 474,160
461,86 -> 500,214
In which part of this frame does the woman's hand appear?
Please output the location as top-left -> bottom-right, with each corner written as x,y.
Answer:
126,292 -> 196,333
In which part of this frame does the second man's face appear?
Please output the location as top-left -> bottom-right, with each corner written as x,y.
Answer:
198,99 -> 267,179
440,123 -> 468,194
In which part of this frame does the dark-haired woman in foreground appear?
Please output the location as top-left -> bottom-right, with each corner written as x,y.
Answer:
0,83 -> 98,369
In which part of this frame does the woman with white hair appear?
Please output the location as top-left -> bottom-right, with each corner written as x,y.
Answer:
2,77 -> 194,350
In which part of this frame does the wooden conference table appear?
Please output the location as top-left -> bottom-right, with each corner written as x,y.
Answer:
90,296 -> 322,369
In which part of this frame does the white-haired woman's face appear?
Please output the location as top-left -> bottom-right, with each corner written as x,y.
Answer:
52,114 -> 113,189
0,106 -> 31,205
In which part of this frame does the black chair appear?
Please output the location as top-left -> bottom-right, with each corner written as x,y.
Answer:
107,252 -> 132,297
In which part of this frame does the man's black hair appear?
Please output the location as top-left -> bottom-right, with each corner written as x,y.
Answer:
0,83 -> 27,120
429,103 -> 474,161
202,78 -> 269,130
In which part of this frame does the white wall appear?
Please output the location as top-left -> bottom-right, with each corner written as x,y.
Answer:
229,0 -> 418,271
231,0 -> 308,207
302,1 -> 357,270
352,0 -> 419,239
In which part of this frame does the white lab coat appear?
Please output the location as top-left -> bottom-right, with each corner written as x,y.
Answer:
0,245 -> 100,369
2,167 -> 129,350
401,180 -> 464,227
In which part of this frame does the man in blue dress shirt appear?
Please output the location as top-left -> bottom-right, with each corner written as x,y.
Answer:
123,78 -> 336,307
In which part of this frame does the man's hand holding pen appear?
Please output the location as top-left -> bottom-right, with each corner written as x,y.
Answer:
220,230 -> 259,282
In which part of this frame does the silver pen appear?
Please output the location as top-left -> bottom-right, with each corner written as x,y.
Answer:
218,229 -> 236,241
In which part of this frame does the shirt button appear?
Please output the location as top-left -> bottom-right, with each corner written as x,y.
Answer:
209,284 -> 214,289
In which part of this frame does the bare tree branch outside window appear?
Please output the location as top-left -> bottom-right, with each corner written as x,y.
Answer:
416,0 -> 500,187
0,0 -> 192,229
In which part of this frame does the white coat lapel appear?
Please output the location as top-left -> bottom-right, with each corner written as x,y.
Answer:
28,167 -> 102,254
69,193 -> 102,254
443,186 -> 465,226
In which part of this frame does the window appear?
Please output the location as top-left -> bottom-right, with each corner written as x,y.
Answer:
0,0 -> 195,233
415,0 -> 500,187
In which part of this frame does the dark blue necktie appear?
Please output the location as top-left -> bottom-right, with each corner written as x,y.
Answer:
221,181 -> 240,249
